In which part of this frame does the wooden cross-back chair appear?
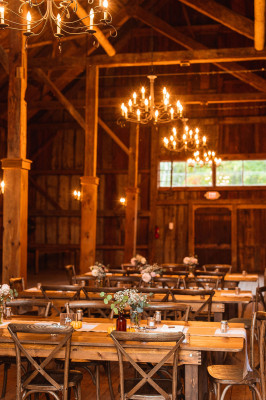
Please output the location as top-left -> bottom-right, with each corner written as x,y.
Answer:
64,300 -> 115,400
255,286 -> 266,312
40,285 -> 83,315
202,264 -> 232,274
111,330 -> 184,400
208,311 -> 263,400
194,271 -> 225,289
9,277 -> 25,293
65,300 -> 114,319
143,302 -> 191,322
7,323 -> 83,400
6,299 -> 51,317
65,265 -> 77,285
169,289 -> 215,321
108,276 -> 141,288
184,276 -> 221,290
161,264 -> 190,272
144,277 -> 181,289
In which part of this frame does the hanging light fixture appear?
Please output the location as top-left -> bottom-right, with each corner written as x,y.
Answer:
0,0 -> 116,47
187,150 -> 222,167
0,180 -> 4,194
118,75 -> 184,126
163,125 -> 207,153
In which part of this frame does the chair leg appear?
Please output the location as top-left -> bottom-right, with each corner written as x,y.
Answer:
220,385 -> 232,400
95,364 -> 100,400
106,361 -> 115,400
250,384 -> 263,400
1,362 -> 10,399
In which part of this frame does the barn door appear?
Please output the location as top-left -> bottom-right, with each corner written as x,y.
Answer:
194,207 -> 232,266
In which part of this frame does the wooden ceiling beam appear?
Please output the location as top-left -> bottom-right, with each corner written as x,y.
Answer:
177,0 -> 254,39
88,47 -> 266,67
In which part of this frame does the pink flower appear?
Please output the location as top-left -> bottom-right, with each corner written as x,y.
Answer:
151,272 -> 156,277
142,273 -> 151,283
131,257 -> 137,266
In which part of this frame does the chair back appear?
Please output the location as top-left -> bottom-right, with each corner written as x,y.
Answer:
9,277 -> 25,293
40,285 -> 83,315
6,299 -> 51,317
65,265 -> 77,284
202,264 -> 232,274
8,323 -> 74,400
170,289 -> 215,321
185,276 -> 221,290
65,300 -> 114,318
252,311 -> 266,399
255,286 -> 266,312
108,276 -> 140,288
140,276 -> 181,289
143,302 -> 191,321
111,330 -> 184,400
161,264 -> 189,272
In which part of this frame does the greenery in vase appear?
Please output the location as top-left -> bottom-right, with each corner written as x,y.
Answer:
139,263 -> 162,283
90,262 -> 108,283
100,289 -> 152,314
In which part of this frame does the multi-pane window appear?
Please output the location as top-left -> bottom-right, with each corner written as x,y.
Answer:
159,160 -> 266,188
159,161 -> 212,187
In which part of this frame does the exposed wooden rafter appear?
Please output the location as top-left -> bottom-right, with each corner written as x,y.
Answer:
177,0 -> 254,39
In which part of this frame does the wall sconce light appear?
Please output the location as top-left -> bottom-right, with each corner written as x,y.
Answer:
119,197 -> 126,206
73,190 -> 81,201
0,181 -> 4,194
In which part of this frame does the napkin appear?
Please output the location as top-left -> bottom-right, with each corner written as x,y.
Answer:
76,323 -> 98,332
156,325 -> 185,333
0,322 -> 10,329
25,287 -> 39,292
214,327 -> 252,378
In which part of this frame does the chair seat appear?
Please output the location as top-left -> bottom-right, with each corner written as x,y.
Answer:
228,318 -> 251,329
122,378 -> 182,398
207,365 -> 260,384
22,369 -> 83,390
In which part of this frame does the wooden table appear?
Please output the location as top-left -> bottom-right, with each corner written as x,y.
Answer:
0,316 -> 244,400
21,288 -> 252,321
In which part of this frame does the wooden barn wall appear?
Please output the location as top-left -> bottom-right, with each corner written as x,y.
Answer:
0,126 -> 7,271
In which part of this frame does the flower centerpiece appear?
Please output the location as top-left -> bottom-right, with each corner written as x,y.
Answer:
90,262 -> 108,287
130,254 -> 147,268
183,255 -> 199,274
139,263 -> 162,286
0,284 -> 17,323
100,289 -> 152,330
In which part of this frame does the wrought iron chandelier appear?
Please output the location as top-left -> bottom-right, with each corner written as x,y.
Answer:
0,0 -> 116,47
118,75 -> 185,126
187,150 -> 222,167
163,125 -> 207,153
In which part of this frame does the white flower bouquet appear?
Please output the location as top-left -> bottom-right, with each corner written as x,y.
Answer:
130,254 -> 147,267
90,262 -> 108,282
139,263 -> 162,283
183,256 -> 198,266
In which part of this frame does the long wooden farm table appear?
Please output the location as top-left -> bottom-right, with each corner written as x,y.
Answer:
0,316 -> 244,400
21,288 -> 252,321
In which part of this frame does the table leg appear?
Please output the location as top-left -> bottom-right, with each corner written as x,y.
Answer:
185,355 -> 208,400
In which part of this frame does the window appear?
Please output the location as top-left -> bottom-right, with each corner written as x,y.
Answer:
159,160 -> 266,188
216,160 -> 266,186
159,161 -> 212,187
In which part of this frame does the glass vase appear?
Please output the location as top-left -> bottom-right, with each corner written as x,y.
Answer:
130,310 -> 142,328
116,312 -> 127,331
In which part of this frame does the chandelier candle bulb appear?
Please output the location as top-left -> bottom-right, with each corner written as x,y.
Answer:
133,92 -> 137,104
141,87 -> 145,100
56,14 -> 61,35
155,110 -> 158,122
128,99 -> 132,112
137,109 -> 140,121
0,7 -> 4,24
89,8 -> 94,30
0,181 -> 4,194
121,103 -> 125,116
163,87 -> 167,100
124,107 -> 128,119
144,99 -> 149,112
27,11 -> 31,33
170,108 -> 174,119
164,98 -> 168,111
103,0 -> 108,20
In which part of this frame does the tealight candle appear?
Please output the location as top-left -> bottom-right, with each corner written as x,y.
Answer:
147,317 -> 155,327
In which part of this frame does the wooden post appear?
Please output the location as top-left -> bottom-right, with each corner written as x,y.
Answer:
79,65 -> 99,274
1,13 -> 31,285
123,124 -> 139,262
148,126 -> 159,262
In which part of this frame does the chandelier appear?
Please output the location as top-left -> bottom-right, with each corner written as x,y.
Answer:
187,150 -> 222,167
0,0 -> 116,47
163,125 -> 207,153
118,75 -> 184,126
